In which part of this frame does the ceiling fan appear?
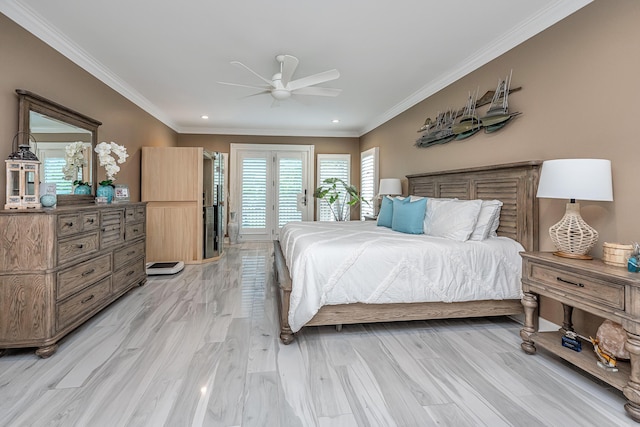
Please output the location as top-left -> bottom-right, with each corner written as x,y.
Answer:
218,54 -> 341,103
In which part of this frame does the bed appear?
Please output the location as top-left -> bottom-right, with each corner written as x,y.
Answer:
273,161 -> 541,344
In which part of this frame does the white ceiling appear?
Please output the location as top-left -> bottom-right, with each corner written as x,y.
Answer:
1,0 -> 591,137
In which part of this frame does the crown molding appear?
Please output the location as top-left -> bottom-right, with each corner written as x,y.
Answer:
0,0 -> 179,132
358,0 -> 592,136
177,125 -> 359,138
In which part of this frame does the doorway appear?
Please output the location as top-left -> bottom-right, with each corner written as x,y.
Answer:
230,144 -> 314,241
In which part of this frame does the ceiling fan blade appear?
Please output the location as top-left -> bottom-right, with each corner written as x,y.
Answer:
218,81 -> 271,91
292,87 -> 342,97
230,61 -> 275,87
286,69 -> 340,91
280,55 -> 299,87
241,90 -> 271,99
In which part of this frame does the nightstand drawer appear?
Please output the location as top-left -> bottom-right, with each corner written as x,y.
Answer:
529,263 -> 624,310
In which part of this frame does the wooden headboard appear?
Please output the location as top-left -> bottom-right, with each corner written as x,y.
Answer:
407,161 -> 541,251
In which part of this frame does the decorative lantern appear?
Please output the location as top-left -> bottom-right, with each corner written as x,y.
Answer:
5,133 -> 41,209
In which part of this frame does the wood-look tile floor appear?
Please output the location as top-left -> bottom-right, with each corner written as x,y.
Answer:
0,242 -> 634,426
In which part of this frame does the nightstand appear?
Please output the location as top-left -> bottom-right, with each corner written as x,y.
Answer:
520,252 -> 640,422
363,215 -> 377,221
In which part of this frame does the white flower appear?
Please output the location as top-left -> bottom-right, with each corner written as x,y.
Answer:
62,141 -> 87,181
95,141 -> 128,181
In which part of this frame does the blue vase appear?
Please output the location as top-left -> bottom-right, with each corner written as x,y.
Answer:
40,194 -> 57,207
97,184 -> 115,203
74,184 -> 91,195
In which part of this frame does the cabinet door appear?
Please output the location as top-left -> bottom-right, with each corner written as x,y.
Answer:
141,147 -> 202,201
146,203 -> 198,263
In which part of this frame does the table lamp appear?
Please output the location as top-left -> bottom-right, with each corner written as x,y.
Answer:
376,178 -> 402,216
536,159 -> 613,259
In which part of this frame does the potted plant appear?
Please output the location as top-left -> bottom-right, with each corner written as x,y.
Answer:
313,178 -> 368,221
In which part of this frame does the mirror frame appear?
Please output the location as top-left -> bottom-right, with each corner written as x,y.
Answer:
16,89 -> 102,205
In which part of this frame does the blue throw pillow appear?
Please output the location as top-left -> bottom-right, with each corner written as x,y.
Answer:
392,197 -> 427,234
377,196 -> 394,228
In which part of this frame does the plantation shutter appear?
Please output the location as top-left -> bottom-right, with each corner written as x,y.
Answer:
241,156 -> 268,229
360,147 -> 379,219
317,154 -> 350,221
277,156 -> 303,227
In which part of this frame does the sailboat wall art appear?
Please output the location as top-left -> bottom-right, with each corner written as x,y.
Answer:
415,71 -> 521,149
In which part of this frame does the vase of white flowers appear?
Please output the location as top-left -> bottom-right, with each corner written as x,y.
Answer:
62,141 -> 91,194
94,141 -> 128,203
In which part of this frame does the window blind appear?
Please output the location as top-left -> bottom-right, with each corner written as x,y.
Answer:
278,158 -> 303,227
317,155 -> 350,221
241,157 -> 267,228
360,148 -> 379,219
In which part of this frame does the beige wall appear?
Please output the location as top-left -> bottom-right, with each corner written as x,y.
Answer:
360,0 -> 640,330
0,13 -> 177,202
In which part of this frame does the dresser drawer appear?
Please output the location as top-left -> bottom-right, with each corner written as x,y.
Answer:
114,241 -> 145,270
57,232 -> 99,265
57,213 -> 83,237
125,205 -> 146,223
528,263 -> 624,310
57,254 -> 112,300
57,276 -> 111,331
100,210 -> 124,248
125,222 -> 145,242
113,258 -> 145,293
82,212 -> 100,231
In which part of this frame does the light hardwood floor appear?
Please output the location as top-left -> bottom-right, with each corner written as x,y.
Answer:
0,242 -> 634,426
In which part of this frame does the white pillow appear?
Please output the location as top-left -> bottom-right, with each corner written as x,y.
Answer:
425,199 -> 483,241
488,207 -> 502,238
469,200 -> 503,241
423,197 -> 456,233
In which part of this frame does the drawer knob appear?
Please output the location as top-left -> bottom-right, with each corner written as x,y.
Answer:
76,244 -> 84,249
126,270 -> 135,277
127,250 -> 135,256
65,222 -> 73,227
87,219 -> 94,224
557,277 -> 585,288
81,294 -> 95,304
82,268 -> 96,277
133,228 -> 139,233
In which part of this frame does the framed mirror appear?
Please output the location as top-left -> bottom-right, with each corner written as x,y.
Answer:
16,89 -> 101,204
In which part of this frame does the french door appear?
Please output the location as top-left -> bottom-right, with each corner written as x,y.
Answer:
231,144 -> 314,241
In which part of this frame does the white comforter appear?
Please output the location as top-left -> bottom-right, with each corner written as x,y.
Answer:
280,221 -> 524,332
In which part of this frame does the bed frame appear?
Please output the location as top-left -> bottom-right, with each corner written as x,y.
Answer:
273,161 -> 542,344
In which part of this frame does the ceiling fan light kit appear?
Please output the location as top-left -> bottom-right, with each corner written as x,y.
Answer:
219,54 -> 341,102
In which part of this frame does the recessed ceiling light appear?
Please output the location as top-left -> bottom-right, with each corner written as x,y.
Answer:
331,119 -> 340,123
201,115 -> 209,119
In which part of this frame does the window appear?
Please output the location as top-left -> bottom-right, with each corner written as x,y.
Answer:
241,156 -> 268,229
317,154 -> 350,221
360,147 -> 379,219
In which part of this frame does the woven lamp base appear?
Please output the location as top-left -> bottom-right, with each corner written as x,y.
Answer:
549,202 -> 598,260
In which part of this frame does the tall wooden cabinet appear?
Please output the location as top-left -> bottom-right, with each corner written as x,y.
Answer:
142,147 -> 223,264
0,203 -> 146,357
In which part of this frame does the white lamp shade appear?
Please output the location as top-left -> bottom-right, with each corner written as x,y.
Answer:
378,178 -> 402,196
537,159 -> 613,201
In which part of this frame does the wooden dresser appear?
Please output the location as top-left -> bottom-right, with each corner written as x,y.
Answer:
0,202 -> 146,358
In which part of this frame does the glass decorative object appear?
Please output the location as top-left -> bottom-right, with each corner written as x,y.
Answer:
96,184 -> 114,203
74,184 -> 91,195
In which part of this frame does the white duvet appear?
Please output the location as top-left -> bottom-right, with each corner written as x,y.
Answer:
280,221 -> 524,332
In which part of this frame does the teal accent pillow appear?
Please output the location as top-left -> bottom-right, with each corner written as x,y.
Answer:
377,196 -> 394,228
392,197 -> 427,234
